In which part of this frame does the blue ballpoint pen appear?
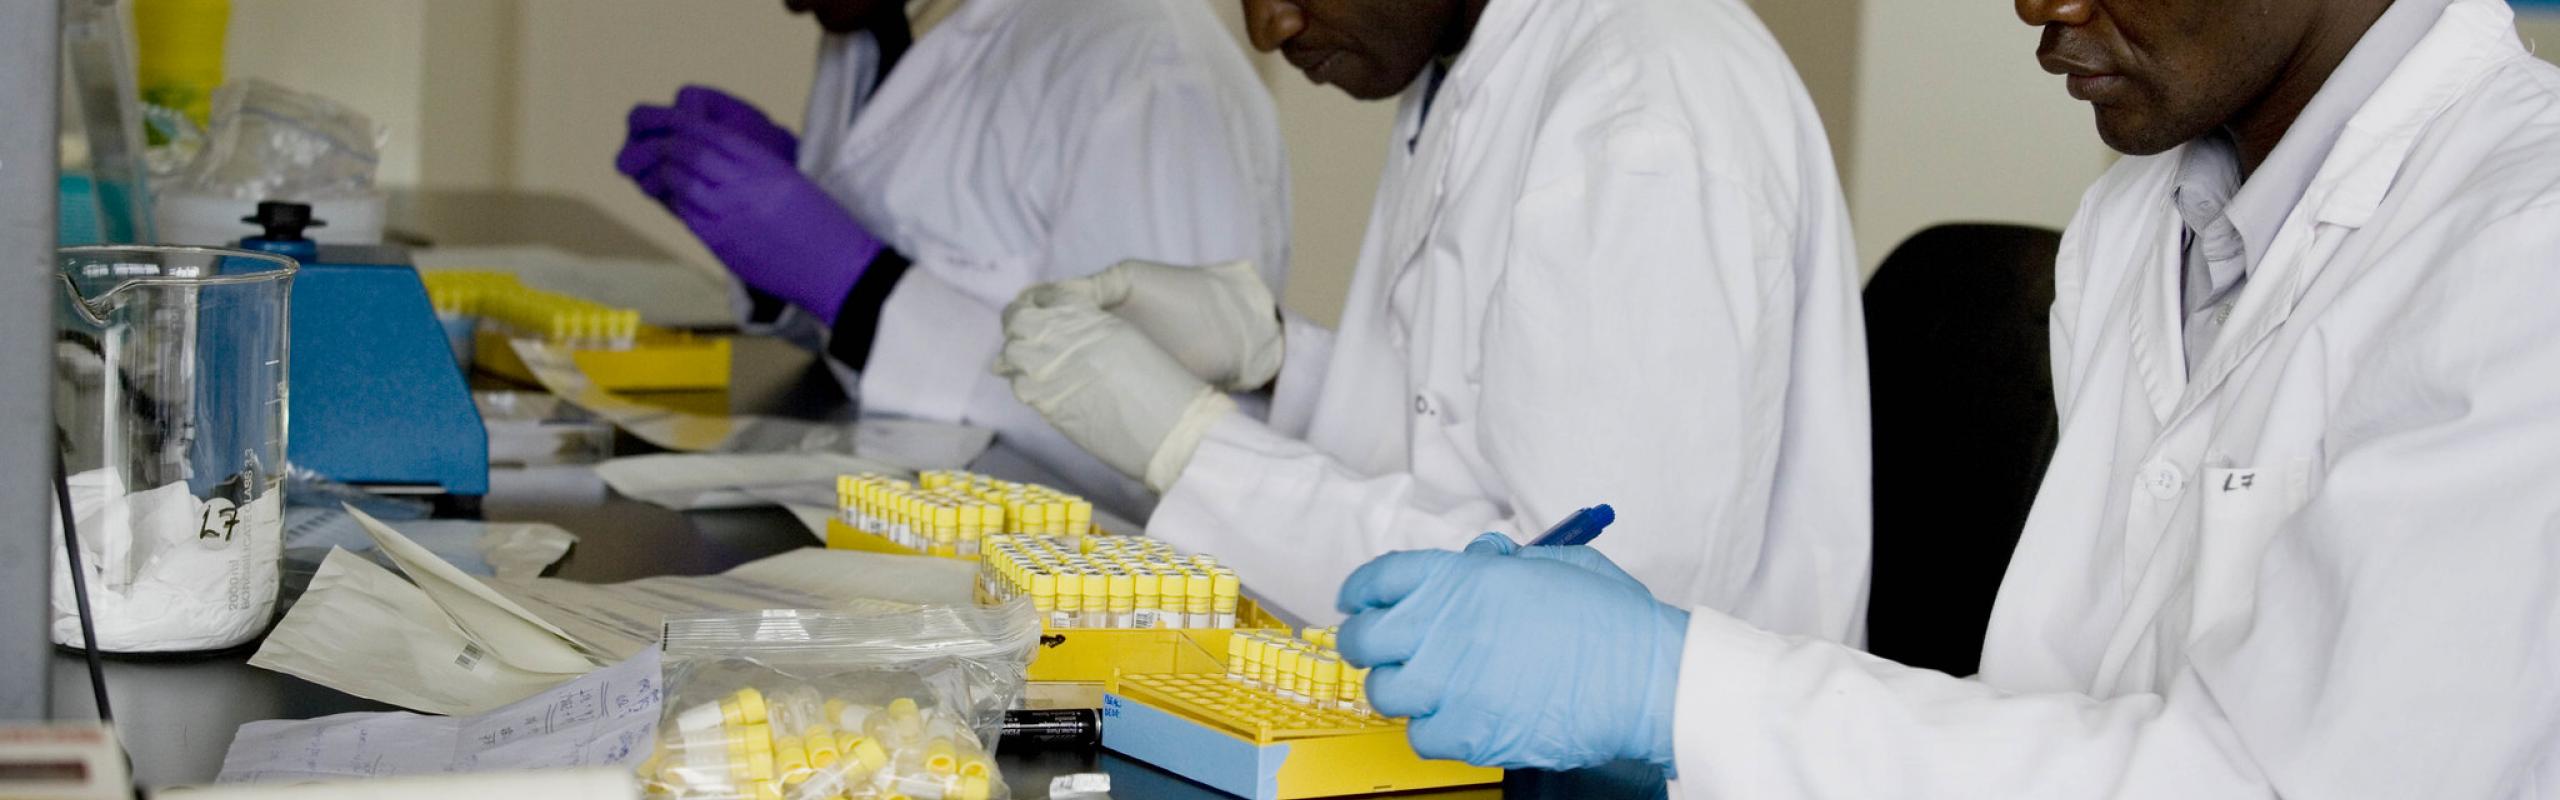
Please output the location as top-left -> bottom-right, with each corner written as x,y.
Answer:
1527,504 -> 1615,547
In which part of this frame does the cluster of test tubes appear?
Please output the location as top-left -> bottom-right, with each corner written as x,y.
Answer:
480,289 -> 644,351
1228,627 -> 1371,716
641,688 -> 997,800
423,271 -> 645,351
836,472 -> 1095,559
977,534 -> 1243,630
421,270 -> 519,318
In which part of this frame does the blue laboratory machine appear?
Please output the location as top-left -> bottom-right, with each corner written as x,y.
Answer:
232,202 -> 489,506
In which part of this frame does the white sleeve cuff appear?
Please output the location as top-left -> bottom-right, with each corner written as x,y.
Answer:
1267,310 -> 1335,438
1671,608 -> 1795,786
857,267 -> 1001,422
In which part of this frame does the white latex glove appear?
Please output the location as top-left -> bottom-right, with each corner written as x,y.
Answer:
1007,260 -> 1283,391
995,302 -> 1237,492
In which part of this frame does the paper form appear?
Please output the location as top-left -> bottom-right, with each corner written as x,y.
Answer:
510,340 -> 993,468
216,648 -> 661,784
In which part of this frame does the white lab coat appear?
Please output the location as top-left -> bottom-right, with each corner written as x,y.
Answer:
1666,1 -> 2560,795
1146,0 -> 1871,635
790,0 -> 1289,520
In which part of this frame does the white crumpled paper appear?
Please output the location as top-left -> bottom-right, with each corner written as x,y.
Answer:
51,467 -> 282,652
285,505 -> 577,581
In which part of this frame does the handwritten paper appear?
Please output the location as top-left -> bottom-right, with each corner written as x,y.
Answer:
217,648 -> 661,783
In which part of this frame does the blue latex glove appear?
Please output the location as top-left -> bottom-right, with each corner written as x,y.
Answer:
1336,545 -> 1688,771
616,92 -> 880,323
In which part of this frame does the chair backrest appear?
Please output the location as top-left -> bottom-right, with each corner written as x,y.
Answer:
1862,223 -> 2061,677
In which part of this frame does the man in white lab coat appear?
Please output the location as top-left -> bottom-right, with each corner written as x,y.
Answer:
1328,0 -> 2560,791
615,0 -> 1289,520
995,0 -> 1873,636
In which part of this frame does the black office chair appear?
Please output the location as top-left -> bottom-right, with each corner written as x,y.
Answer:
1862,223 -> 2062,677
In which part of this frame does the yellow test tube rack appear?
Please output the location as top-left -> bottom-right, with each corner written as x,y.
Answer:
1101,625 -> 1498,798
828,470 -> 1295,684
423,271 -> 732,391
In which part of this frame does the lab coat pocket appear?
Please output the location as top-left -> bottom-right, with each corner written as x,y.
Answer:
1407,388 -> 1490,499
2188,463 -> 2308,644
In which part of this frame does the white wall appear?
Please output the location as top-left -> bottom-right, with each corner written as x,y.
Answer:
1258,73 -> 1393,326
223,0 -> 430,185
2522,15 -> 2560,56
1837,1 -> 2113,273
222,0 -> 2560,307
507,1 -> 816,272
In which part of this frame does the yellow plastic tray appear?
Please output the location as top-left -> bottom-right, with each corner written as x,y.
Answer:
828,519 -> 1291,683
472,326 -> 732,392
1104,672 -> 1500,799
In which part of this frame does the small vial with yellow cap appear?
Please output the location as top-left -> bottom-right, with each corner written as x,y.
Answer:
1031,571 -> 1064,629
956,503 -> 984,558
1018,502 -> 1046,538
1079,571 -> 1110,629
1185,570 -> 1215,628
1313,654 -> 1344,707
1156,571 -> 1189,629
1272,646 -> 1304,703
1210,569 -> 1241,628
1049,570 -> 1081,629
1291,646 -> 1319,705
1106,571 -> 1136,629
1257,635 -> 1286,688
1130,569 -> 1162,630
1345,665 -> 1371,713
929,504 -> 960,558
1066,499 -> 1094,536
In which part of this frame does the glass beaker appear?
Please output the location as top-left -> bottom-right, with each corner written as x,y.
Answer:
54,245 -> 293,653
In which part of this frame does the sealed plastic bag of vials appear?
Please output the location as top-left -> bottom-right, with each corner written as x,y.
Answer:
641,602 -> 1042,800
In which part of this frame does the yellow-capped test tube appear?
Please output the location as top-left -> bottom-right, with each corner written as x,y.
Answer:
1185,571 -> 1215,628
1131,569 -> 1161,630
1107,571 -> 1135,629
1292,650 -> 1319,704
1156,571 -> 1187,629
1227,633 -> 1251,681
957,503 -> 984,558
1273,647 -> 1303,701
1211,570 -> 1241,628
1313,654 -> 1343,706
1036,571 -> 1070,629
1080,571 -> 1109,628
1345,665 -> 1370,713
931,504 -> 960,558
1257,635 -> 1285,687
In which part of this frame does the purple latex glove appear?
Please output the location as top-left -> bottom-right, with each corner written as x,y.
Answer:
623,85 -> 798,167
616,106 -> 882,324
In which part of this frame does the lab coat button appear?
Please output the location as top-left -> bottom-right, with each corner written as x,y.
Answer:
1412,394 -> 1434,416
2142,461 -> 2186,500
